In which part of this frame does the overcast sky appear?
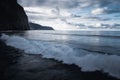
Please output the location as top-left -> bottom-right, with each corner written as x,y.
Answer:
18,0 -> 120,30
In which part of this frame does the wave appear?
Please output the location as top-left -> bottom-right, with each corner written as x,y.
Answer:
42,33 -> 120,38
1,34 -> 120,79
30,31 -> 120,39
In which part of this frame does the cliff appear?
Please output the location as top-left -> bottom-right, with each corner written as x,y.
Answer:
29,22 -> 54,30
0,0 -> 30,30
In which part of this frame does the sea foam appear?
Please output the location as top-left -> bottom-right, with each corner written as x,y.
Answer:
1,34 -> 120,79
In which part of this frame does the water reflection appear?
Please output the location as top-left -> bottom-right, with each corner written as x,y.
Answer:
22,31 -> 120,55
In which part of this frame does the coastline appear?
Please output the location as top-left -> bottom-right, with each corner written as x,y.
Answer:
0,39 -> 119,80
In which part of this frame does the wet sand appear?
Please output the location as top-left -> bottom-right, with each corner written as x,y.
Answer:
0,40 -> 119,80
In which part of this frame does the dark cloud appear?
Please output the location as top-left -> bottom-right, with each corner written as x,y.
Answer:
105,9 -> 120,14
17,0 -> 119,10
114,15 -> 120,17
103,23 -> 120,29
113,24 -> 120,27
18,0 -> 80,8
18,0 -> 120,28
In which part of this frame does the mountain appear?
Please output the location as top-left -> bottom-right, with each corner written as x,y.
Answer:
29,23 -> 54,30
0,0 -> 30,30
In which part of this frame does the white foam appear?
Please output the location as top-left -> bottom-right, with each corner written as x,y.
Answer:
1,34 -> 120,79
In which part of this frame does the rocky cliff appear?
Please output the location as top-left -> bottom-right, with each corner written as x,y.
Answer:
0,0 -> 30,30
29,22 -> 54,30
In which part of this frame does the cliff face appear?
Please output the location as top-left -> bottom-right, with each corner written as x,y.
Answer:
0,0 -> 30,30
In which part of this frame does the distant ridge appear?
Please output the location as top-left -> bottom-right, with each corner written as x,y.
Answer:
29,22 -> 54,30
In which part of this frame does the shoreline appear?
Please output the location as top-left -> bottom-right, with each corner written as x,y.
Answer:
0,39 -> 119,80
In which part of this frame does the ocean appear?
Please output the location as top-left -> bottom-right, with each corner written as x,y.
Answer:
0,30 -> 120,79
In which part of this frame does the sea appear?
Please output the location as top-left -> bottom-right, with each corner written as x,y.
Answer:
0,30 -> 120,79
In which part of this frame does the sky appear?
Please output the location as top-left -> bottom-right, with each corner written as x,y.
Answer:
18,0 -> 120,30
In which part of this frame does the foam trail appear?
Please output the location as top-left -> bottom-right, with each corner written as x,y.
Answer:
1,34 -> 120,79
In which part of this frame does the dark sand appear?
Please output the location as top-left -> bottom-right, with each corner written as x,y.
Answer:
0,39 -> 119,80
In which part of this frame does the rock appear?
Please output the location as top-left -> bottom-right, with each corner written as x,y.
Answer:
0,0 -> 30,30
29,22 -> 54,30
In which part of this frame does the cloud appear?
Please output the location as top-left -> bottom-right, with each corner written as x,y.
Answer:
86,23 -> 120,29
91,7 -> 107,15
18,0 -> 80,8
18,0 -> 120,8
92,7 -> 120,15
18,0 -> 120,15
80,16 -> 110,21
18,0 -> 120,30
114,15 -> 120,17
103,23 -> 120,29
24,7 -> 78,30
